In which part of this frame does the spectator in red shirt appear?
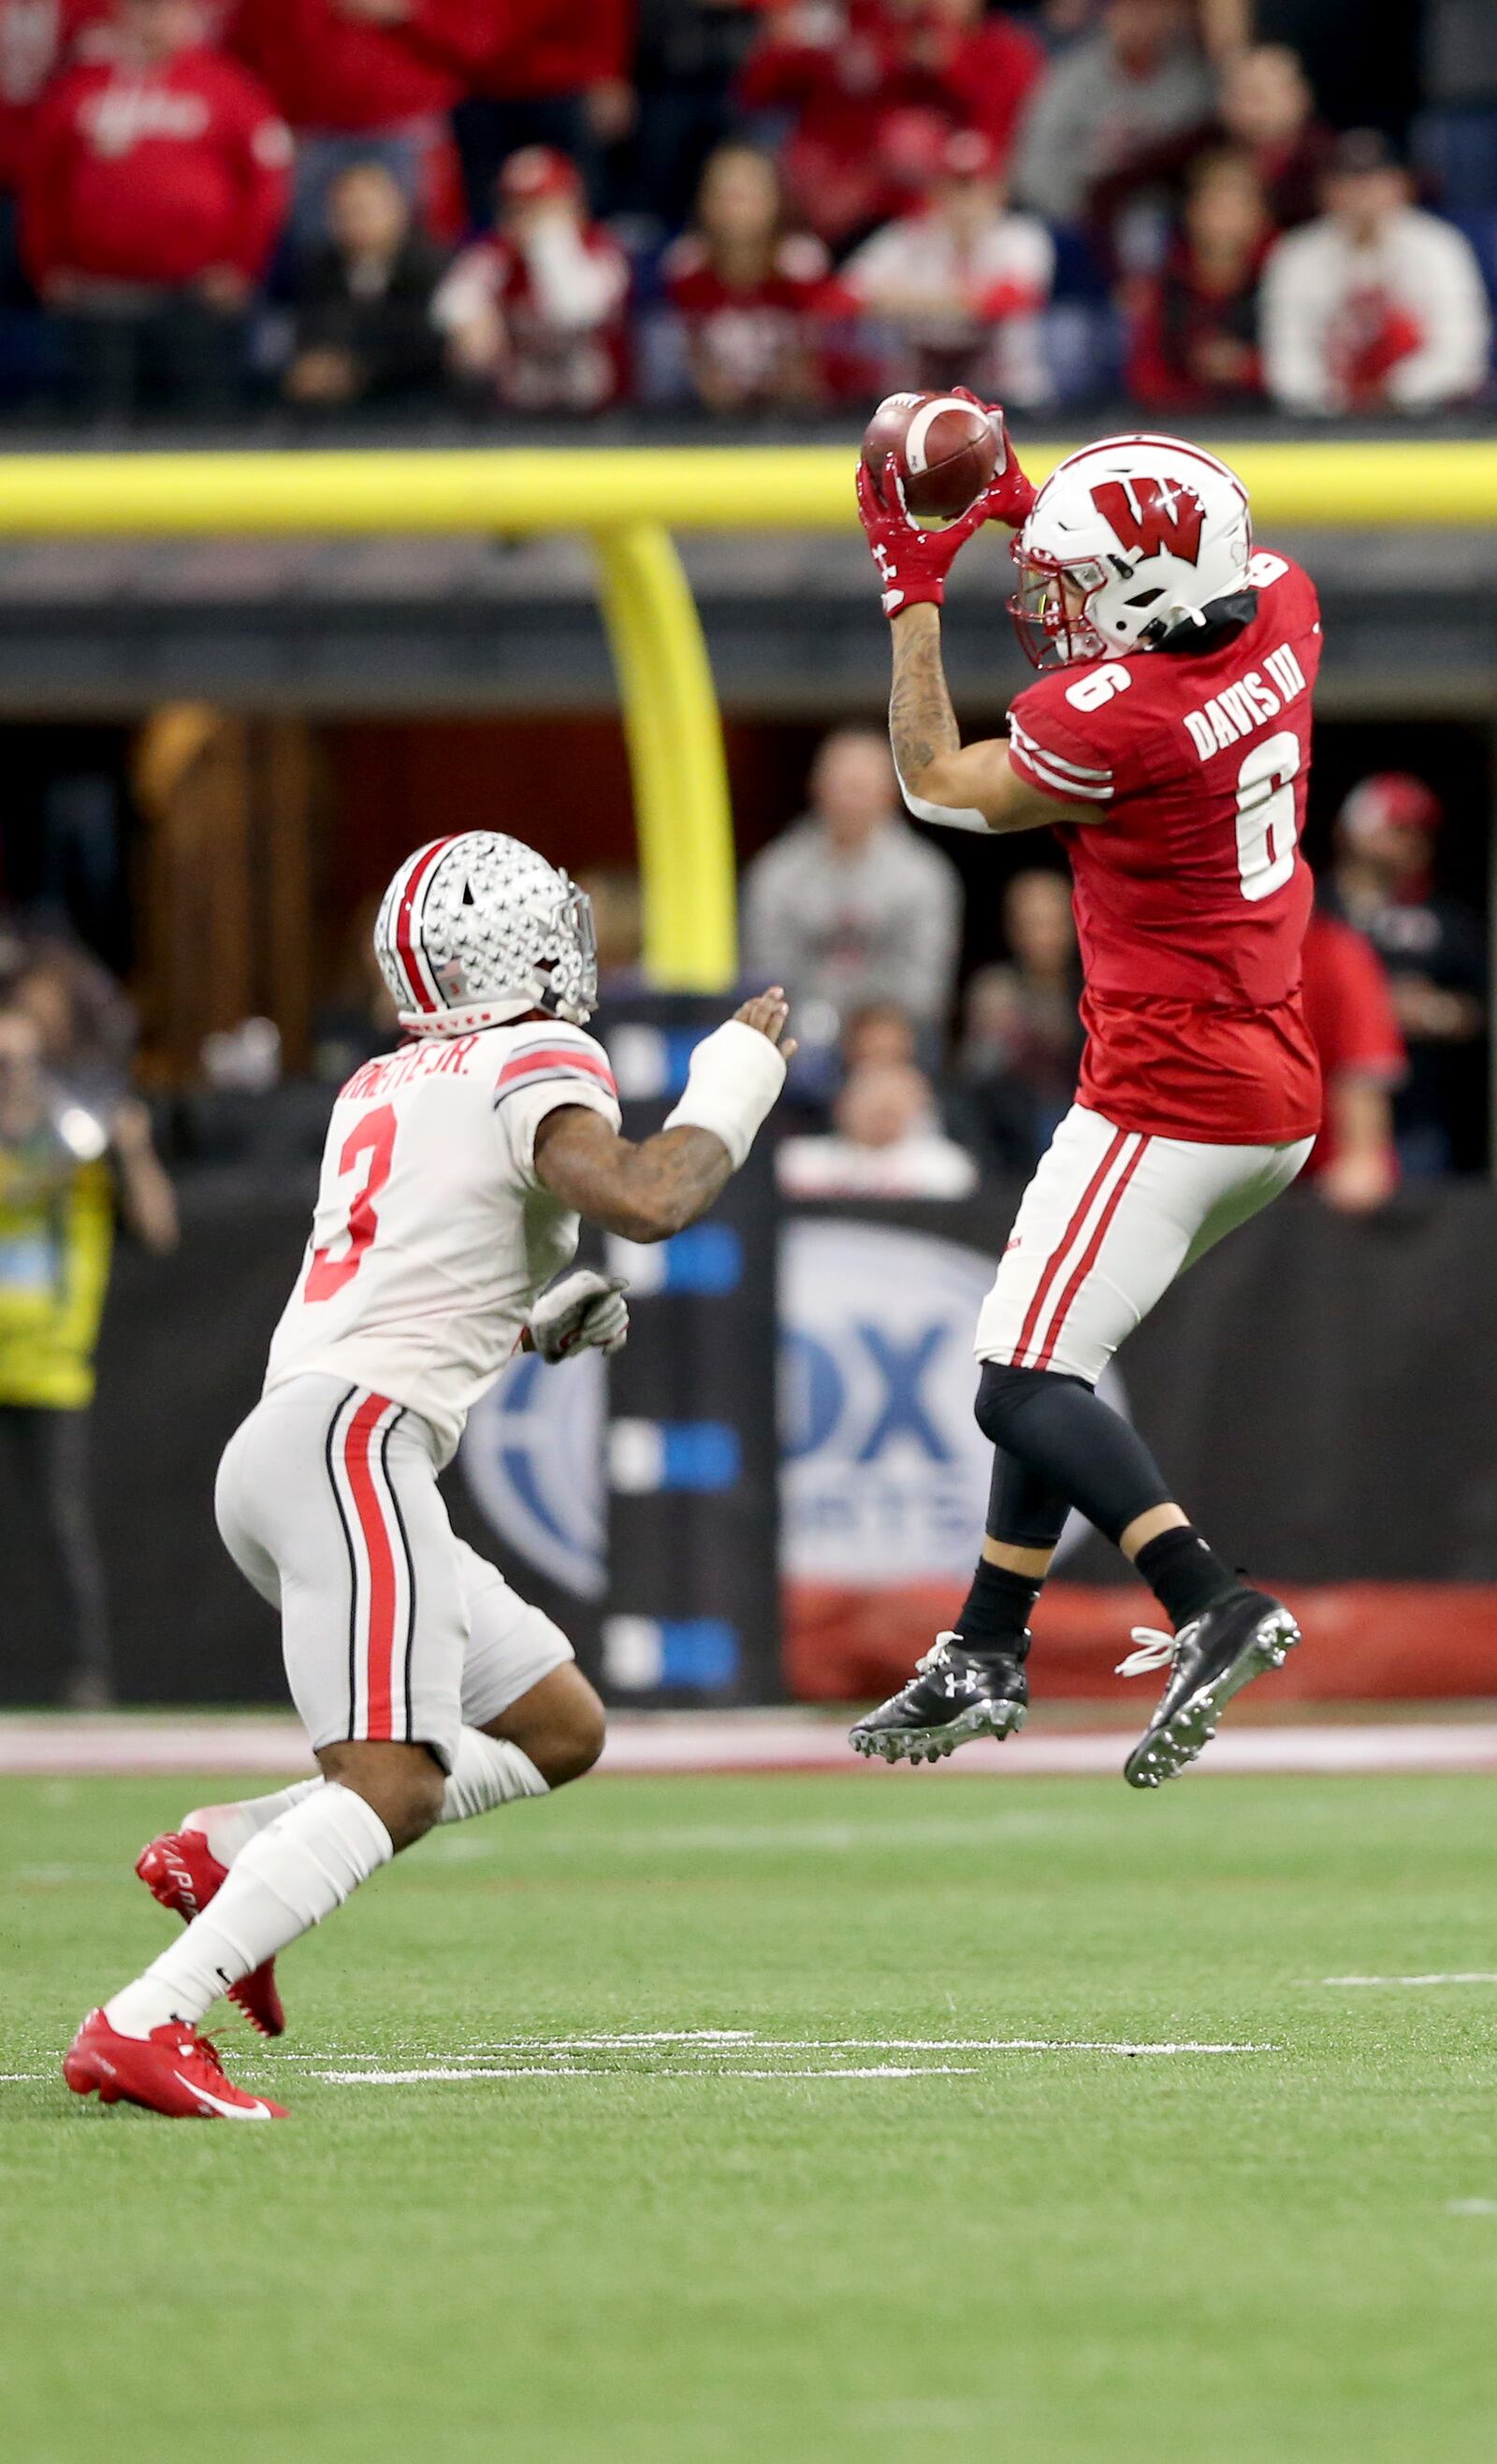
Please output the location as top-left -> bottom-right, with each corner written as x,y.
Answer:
1298,905 -> 1406,1214
1125,144 -> 1271,409
23,0 -> 291,418
737,0 -> 988,253
842,124 -> 1054,405
450,0 -> 633,225
0,0 -> 112,294
895,0 -> 1045,163
226,0 -> 491,244
433,142 -> 629,412
662,140 -> 844,413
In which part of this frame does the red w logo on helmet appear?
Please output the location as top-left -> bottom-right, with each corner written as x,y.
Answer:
1091,476 -> 1206,563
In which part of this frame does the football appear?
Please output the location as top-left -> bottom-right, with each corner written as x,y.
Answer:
861,390 -> 999,521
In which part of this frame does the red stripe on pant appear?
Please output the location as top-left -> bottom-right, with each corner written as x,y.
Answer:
344,1394 -> 398,1741
1033,1136 -> 1150,1372
1011,1127 -> 1130,1369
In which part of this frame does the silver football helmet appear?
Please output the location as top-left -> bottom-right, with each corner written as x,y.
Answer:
373,832 -> 598,1036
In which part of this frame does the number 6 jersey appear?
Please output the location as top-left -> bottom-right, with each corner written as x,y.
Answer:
1005,547 -> 1324,1145
263,1020 -> 621,1463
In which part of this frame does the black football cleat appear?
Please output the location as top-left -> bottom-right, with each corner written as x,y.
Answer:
849,1632 -> 1028,1766
1120,1585 -> 1300,1790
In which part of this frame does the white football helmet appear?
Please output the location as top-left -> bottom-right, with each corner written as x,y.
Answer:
374,832 -> 598,1036
1010,434 -> 1252,669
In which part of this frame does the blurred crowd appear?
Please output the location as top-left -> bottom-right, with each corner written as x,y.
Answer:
0,0 -> 1490,422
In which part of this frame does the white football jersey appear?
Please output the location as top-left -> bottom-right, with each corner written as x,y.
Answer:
264,1019 -> 620,1462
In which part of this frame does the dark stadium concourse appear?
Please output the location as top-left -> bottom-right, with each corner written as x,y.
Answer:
0,500 -> 1489,714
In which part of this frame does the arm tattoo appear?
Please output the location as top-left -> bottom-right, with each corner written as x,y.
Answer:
889,609 -> 961,787
536,1109 -> 733,1241
623,1126 -> 734,1231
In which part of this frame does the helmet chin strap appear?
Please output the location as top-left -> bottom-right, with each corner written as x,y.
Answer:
397,991 -> 592,1037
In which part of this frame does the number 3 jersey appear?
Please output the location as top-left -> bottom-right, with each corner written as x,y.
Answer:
263,1020 -> 621,1462
1006,548 -> 1324,1145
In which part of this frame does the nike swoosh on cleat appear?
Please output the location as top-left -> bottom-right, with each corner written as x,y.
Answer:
173,2072 -> 275,2120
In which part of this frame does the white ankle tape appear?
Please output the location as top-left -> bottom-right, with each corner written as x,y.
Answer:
440,1730 -> 549,1825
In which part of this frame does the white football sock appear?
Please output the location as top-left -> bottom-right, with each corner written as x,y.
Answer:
105,1784 -> 393,2036
440,1728 -> 549,1823
186,1730 -> 547,1869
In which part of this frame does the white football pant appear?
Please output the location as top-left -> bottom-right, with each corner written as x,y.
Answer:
976,1102 -> 1314,1386
215,1373 -> 574,1773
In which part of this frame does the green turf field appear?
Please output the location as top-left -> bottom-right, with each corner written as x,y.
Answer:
4,1766 -> 1497,2463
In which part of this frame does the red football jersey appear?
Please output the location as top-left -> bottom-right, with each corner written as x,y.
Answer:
1006,548 -> 1324,1144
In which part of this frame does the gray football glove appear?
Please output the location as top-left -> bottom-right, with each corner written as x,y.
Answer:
528,1269 -> 630,1363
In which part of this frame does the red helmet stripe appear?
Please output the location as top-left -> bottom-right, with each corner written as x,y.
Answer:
393,837 -> 458,1012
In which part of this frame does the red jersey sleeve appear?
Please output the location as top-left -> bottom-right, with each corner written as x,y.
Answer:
1006,661 -> 1154,810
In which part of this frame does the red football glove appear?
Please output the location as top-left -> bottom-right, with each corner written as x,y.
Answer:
949,387 -> 1039,532
856,457 -> 992,616
856,407 -> 1037,620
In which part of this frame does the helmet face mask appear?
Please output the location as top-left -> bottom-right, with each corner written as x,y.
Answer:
1008,434 -> 1252,672
374,833 -> 600,1037
530,879 -> 599,1024
1010,548 -> 1111,671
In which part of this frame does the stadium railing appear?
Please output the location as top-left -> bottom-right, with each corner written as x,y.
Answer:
0,435 -> 1490,987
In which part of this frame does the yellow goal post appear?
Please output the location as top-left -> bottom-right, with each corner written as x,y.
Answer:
0,437 -> 1487,991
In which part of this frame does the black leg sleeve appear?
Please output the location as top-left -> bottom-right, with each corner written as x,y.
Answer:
975,1361 -> 1174,1548
984,1447 -> 1073,1553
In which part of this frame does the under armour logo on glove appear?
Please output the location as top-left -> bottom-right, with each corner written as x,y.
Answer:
871,539 -> 905,614
855,449 -> 1027,622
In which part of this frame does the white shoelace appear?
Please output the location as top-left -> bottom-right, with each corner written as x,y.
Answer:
916,1633 -> 960,1675
1115,1627 -> 1178,1679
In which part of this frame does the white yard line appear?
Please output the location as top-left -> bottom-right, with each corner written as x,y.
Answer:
702,2067 -> 981,2080
261,2034 -> 1274,2082
1310,1973 -> 1497,1988
441,2034 -> 1272,2057
317,2064 -> 985,2084
3,2024 -> 1275,2097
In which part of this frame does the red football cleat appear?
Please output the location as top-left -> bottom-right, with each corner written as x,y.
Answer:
136,1829 -> 286,2038
63,2009 -> 288,2120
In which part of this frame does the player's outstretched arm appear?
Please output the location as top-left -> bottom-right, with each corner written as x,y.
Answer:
532,992 -> 795,1243
888,604 -> 1094,835
853,442 -> 1095,836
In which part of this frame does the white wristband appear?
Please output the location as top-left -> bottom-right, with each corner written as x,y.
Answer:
663,1019 -> 787,1171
